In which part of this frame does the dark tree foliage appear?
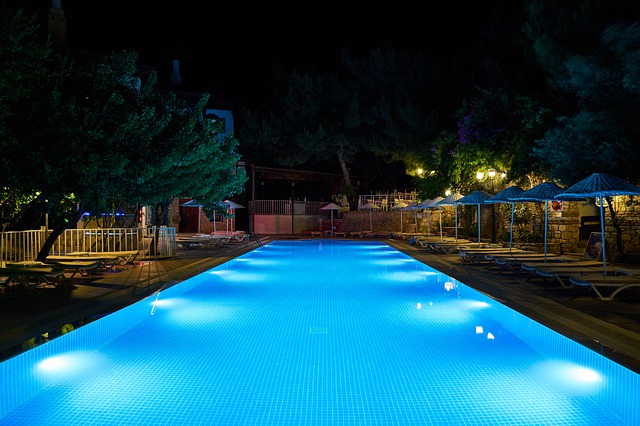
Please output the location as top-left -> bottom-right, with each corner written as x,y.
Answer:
0,7 -> 246,259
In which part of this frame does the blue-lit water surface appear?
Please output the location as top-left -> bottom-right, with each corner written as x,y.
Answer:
1,240 -> 639,425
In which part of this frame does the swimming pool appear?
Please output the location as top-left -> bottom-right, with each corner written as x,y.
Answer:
1,239 -> 638,425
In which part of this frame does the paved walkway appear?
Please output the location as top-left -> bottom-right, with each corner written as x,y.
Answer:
2,236 -> 640,374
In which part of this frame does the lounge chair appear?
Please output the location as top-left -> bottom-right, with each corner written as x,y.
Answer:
568,274 -> 640,301
458,247 -> 532,264
524,260 -> 606,287
489,253 -> 568,273
0,265 -> 66,291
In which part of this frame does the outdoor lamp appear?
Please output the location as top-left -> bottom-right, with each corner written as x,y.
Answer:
488,169 -> 496,179
476,171 -> 485,181
417,168 -> 424,176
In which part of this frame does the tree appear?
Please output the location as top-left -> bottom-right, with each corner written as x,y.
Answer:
0,8 -> 246,259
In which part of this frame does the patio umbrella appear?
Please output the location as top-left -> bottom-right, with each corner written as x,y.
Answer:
486,185 -> 524,253
456,190 -> 493,247
320,202 -> 342,235
223,200 -> 245,233
436,193 -> 464,241
509,182 -> 564,261
391,201 -> 409,233
211,201 -> 229,234
422,197 -> 443,237
555,172 -> 640,275
359,202 -> 380,231
179,199 -> 203,235
402,202 -> 420,233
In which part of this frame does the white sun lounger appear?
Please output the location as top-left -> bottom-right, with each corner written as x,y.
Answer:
568,274 -> 640,301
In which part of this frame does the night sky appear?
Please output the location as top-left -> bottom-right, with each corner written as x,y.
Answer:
14,1 -> 525,107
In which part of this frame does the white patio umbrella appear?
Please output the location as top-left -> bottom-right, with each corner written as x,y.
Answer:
424,197 -> 445,239
359,202 -> 380,231
509,182 -> 564,261
223,200 -> 245,233
436,192 -> 465,241
456,190 -> 493,247
555,172 -> 640,275
419,197 -> 441,236
486,185 -> 524,253
320,202 -> 342,235
391,201 -> 409,233
402,202 -> 420,233
179,199 -> 203,235
211,201 -> 228,234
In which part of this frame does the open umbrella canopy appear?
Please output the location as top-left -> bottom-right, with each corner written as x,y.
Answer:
456,190 -> 493,246
321,202 -> 342,235
486,186 -> 524,251
486,185 -> 524,203
510,182 -> 564,260
556,172 -> 640,198
436,193 -> 464,240
511,182 -> 564,202
179,199 -> 203,207
224,200 -> 245,210
179,199 -> 204,235
416,198 -> 433,208
320,202 -> 342,211
392,202 -> 409,233
422,197 -> 443,236
556,172 -> 640,275
359,202 -> 380,231
359,202 -> 380,210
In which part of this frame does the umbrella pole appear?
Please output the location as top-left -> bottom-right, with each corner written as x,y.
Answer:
331,210 -> 334,236
439,209 -> 443,241
198,207 -> 201,235
454,205 -> 458,242
600,194 -> 607,276
543,201 -> 548,261
509,202 -> 515,254
477,204 -> 481,247
400,210 -> 403,233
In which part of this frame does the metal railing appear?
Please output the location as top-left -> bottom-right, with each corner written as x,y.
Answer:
357,191 -> 420,210
1,227 -> 177,266
0,230 -> 47,265
251,200 -> 324,215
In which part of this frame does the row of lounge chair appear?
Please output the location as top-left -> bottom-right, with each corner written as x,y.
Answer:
0,250 -> 141,293
409,236 -> 640,301
176,232 -> 248,250
485,251 -> 640,301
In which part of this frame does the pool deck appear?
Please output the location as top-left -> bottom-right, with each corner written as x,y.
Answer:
2,235 -> 640,375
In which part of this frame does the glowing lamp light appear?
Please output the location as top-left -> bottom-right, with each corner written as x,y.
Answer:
476,171 -> 484,180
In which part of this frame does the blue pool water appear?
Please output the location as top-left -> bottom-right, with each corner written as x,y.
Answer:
1,240 -> 639,425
